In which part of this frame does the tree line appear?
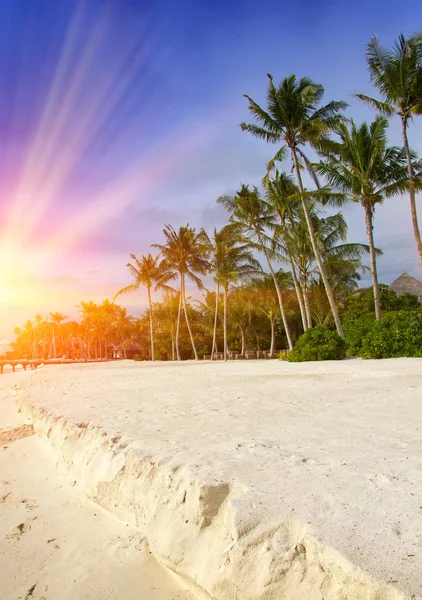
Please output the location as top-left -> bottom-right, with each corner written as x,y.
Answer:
8,33 -> 422,362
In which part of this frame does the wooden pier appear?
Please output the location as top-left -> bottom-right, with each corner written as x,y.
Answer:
0,358 -> 118,374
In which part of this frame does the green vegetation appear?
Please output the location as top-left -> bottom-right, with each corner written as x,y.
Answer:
360,310 -> 422,358
287,326 -> 346,362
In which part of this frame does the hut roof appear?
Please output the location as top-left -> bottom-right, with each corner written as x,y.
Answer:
389,272 -> 422,302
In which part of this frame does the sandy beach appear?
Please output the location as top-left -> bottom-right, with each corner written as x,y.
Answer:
1,358 -> 421,599
0,370 -> 206,600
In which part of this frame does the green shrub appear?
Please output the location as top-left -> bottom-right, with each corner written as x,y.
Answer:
359,310 -> 422,359
287,325 -> 347,362
343,314 -> 376,356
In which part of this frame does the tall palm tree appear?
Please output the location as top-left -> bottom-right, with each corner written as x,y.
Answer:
241,74 -> 347,336
218,185 -> 294,350
317,117 -> 421,319
199,225 -> 259,360
356,33 -> 422,266
265,171 -> 308,331
153,225 -> 209,361
114,253 -> 172,361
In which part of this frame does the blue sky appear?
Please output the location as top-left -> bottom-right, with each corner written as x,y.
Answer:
0,0 -> 421,340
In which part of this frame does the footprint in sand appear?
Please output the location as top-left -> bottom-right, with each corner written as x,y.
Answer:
6,517 -> 37,540
21,498 -> 39,511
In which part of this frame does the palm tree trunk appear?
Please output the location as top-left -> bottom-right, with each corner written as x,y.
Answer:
175,286 -> 182,361
52,327 -> 57,359
401,117 -> 422,267
147,287 -> 155,361
223,285 -> 228,360
211,283 -> 219,360
363,201 -> 381,320
299,272 -> 313,329
303,287 -> 313,329
181,274 -> 199,360
290,258 -> 307,331
291,147 -> 344,337
264,251 -> 294,350
171,332 -> 175,361
240,328 -> 246,355
269,317 -> 275,357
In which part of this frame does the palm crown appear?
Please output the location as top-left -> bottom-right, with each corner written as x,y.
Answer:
241,74 -> 348,171
317,116 -> 420,208
356,34 -> 422,119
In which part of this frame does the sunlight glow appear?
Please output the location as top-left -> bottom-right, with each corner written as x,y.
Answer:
0,0 -> 221,338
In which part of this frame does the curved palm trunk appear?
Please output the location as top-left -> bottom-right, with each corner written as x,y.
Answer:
269,317 -> 275,357
289,258 -> 308,331
175,284 -> 182,361
401,117 -> 422,267
211,283 -> 220,360
147,287 -> 155,361
223,285 -> 228,360
264,251 -> 294,351
363,202 -> 381,320
181,274 -> 199,360
291,147 -> 344,337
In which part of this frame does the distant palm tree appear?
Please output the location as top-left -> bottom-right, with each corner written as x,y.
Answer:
200,225 -> 259,359
356,33 -> 422,266
153,225 -> 209,361
49,312 -> 68,359
241,74 -> 347,336
249,275 -> 281,357
114,253 -> 172,361
317,117 -> 421,319
218,185 -> 293,349
198,228 -> 226,359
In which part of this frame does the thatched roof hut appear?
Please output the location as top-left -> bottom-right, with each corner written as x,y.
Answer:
389,272 -> 422,302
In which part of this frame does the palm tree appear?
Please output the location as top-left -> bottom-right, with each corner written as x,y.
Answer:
114,253 -> 172,361
229,286 -> 254,356
317,117 -> 421,319
241,74 -> 347,336
49,312 -> 68,359
198,228 -> 225,360
153,291 -> 181,360
218,185 -> 294,349
199,225 -> 259,360
265,171 -> 308,331
249,275 -> 281,357
287,209 -> 370,326
153,225 -> 209,361
356,33 -> 422,266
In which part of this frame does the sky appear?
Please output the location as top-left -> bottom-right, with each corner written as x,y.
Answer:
0,0 -> 422,347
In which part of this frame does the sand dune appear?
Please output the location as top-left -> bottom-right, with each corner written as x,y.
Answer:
2,358 -> 422,599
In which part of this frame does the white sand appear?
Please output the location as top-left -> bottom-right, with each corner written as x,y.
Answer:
5,358 -> 422,599
0,373 -> 206,600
